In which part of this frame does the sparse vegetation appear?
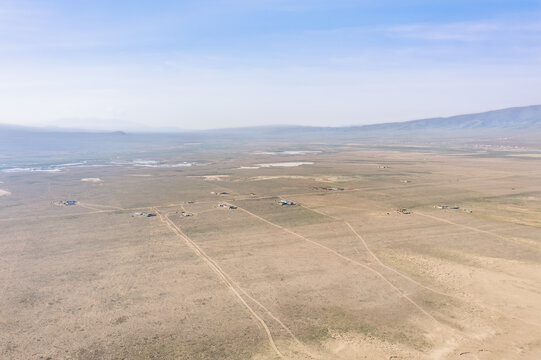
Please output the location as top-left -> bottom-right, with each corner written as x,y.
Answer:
2,141 -> 541,359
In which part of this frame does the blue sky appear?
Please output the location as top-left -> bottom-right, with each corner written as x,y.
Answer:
1,0 -> 540,131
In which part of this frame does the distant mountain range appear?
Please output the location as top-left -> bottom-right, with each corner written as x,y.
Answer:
198,104 -> 541,140
358,105 -> 541,131
1,105 -> 540,135
1,105 -> 540,165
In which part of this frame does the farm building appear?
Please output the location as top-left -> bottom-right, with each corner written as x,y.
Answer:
135,212 -> 155,217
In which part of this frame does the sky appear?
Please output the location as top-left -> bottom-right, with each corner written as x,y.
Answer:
1,0 -> 541,131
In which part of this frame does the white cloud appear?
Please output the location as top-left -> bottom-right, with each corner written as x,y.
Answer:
387,19 -> 541,42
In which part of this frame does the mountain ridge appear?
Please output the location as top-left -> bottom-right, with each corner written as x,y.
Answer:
1,104 -> 540,134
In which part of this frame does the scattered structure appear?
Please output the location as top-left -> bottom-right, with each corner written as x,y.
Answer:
218,203 -> 236,210
397,208 -> 411,215
135,212 -> 155,217
280,199 -> 296,206
319,187 -> 344,191
435,204 -> 460,210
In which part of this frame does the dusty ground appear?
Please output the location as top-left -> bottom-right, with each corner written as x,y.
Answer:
1,143 -> 540,359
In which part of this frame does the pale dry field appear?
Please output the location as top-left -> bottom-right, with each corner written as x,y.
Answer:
1,144 -> 541,359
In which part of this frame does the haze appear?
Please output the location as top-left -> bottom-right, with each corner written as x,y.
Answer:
1,0 -> 541,131
2,2 -> 541,359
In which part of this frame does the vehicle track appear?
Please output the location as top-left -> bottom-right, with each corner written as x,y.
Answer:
416,211 -> 541,251
78,202 -> 125,211
303,204 -> 541,329
227,202 -> 441,324
154,208 -> 316,359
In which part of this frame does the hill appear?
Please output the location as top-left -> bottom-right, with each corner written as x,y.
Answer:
359,105 -> 541,131
1,105 -> 540,164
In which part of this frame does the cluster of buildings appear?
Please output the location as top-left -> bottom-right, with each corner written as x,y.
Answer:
397,208 -> 411,215
135,212 -> 155,217
218,203 -> 237,210
435,204 -> 473,213
435,205 -> 460,210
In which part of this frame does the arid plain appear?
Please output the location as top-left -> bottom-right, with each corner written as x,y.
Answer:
1,142 -> 541,359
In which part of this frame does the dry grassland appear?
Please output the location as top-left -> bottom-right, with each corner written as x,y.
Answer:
1,145 -> 540,359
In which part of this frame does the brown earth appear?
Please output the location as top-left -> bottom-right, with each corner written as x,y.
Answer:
1,144 -> 540,359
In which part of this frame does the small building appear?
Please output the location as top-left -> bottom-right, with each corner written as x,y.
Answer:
135,212 -> 155,217
280,200 -> 296,206
436,205 -> 448,209
450,206 -> 460,210
228,206 -> 237,210
63,200 -> 77,206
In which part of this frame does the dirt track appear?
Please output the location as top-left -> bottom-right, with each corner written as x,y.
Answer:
2,145 -> 541,359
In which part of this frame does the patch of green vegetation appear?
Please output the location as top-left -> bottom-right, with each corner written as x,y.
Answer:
389,330 -> 431,352
473,211 -> 541,228
292,306 -> 431,351
468,199 -> 541,228
417,247 -> 477,268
